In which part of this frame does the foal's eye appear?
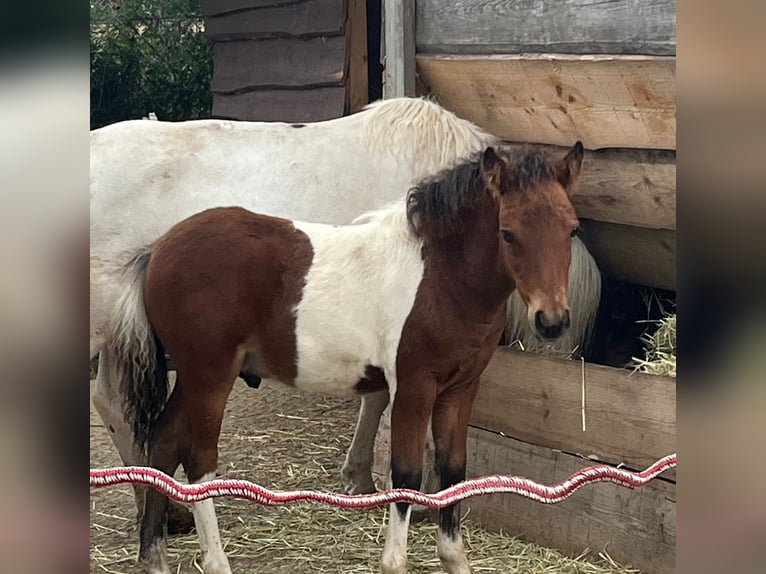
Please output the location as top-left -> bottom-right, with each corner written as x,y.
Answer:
570,226 -> 580,238
501,230 -> 515,244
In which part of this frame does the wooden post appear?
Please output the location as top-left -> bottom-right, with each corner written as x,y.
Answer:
382,0 -> 416,98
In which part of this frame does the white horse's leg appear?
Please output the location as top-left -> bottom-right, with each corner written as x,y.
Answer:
192,472 -> 231,574
341,390 -> 388,494
92,350 -> 194,533
92,351 -> 149,517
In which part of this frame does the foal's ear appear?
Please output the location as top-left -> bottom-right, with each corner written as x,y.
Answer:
556,141 -> 584,196
480,147 -> 504,196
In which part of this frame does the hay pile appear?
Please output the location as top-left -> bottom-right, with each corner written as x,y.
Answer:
91,498 -> 640,574
90,383 -> 639,574
633,312 -> 676,377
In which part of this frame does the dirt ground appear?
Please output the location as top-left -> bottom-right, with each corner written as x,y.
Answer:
90,380 -> 636,574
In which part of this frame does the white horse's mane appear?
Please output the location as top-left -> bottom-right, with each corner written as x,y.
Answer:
361,97 -> 498,170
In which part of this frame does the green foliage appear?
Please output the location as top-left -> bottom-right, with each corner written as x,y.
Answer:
90,0 -> 213,129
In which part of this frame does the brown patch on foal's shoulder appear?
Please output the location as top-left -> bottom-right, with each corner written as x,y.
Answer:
144,206 -> 314,384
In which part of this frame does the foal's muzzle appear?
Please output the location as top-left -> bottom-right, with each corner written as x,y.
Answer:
534,309 -> 571,340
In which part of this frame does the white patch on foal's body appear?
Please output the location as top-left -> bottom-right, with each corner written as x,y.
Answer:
292,206 -> 424,398
191,472 -> 231,574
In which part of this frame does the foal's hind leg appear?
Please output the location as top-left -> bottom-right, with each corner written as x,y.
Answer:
341,390 -> 388,494
431,379 -> 480,574
180,364 -> 238,574
138,385 -> 190,574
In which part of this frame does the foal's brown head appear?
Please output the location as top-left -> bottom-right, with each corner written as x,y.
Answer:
481,143 -> 584,340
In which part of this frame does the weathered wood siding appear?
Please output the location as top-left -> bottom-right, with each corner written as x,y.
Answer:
474,349 -> 676,472
579,220 -> 677,290
202,0 -> 368,122
416,0 -> 677,55
465,429 -> 676,574
418,54 -> 676,150
204,0 -> 346,41
504,144 -> 676,230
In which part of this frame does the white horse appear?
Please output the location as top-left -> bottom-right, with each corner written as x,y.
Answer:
90,97 -> 601,529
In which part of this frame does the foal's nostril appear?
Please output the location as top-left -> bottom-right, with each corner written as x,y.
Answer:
535,310 -> 568,340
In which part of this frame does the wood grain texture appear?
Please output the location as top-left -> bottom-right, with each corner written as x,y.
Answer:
473,349 -> 676,472
416,0 -> 676,56
505,144 -> 676,229
211,37 -> 346,93
212,87 -> 346,122
465,428 -> 676,574
204,0 -> 345,41
201,0 -> 309,17
579,220 -> 676,289
417,54 -> 676,150
345,0 -> 369,113
383,0 -> 416,97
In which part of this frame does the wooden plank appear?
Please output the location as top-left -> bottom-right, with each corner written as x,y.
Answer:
580,220 -> 676,289
417,54 -> 676,150
505,144 -> 676,230
211,37 -> 346,93
204,0 -> 345,41
382,0 -> 416,98
202,0 -> 309,17
473,349 -> 676,472
465,428 -> 676,574
416,0 -> 676,56
212,87 -> 346,122
345,0 -> 369,113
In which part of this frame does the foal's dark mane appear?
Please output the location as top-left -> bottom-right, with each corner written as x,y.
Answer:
406,147 -> 559,239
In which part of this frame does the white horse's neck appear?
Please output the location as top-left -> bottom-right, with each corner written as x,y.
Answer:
361,97 -> 498,183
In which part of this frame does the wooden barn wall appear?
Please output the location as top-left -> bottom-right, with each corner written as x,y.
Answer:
202,0 -> 368,122
416,0 -> 676,55
417,54 -> 676,151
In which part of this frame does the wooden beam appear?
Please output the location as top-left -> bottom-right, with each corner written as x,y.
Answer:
417,54 -> 676,150
504,144 -> 676,230
382,0 -> 416,98
201,0 -> 307,17
204,0 -> 345,41
212,86 -> 346,122
211,37 -> 346,93
345,0 -> 369,113
472,349 -> 676,472
579,220 -> 676,290
465,428 -> 676,574
416,0 -> 676,56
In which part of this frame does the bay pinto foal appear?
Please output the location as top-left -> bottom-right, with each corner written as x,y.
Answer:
109,143 -> 584,574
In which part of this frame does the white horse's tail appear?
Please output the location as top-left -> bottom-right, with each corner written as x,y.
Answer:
505,237 -> 602,359
107,247 -> 168,453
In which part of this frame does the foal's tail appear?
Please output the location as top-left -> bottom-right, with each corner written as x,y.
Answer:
107,247 -> 168,454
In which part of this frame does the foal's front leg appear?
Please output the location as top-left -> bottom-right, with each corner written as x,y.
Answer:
381,380 -> 437,574
431,379 -> 480,574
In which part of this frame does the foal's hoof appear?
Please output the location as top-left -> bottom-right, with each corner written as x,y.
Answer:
167,503 -> 195,535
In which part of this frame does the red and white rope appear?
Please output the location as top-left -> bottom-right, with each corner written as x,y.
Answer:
90,453 -> 675,509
